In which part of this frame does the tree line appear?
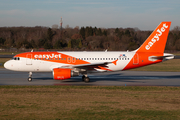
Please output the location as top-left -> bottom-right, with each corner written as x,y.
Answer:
0,25 -> 180,51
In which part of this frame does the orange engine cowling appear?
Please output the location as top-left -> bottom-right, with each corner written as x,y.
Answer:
53,68 -> 79,80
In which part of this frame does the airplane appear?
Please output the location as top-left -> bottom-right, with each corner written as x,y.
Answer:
4,21 -> 174,83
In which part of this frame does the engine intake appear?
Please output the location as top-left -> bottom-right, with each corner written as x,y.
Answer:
53,68 -> 79,80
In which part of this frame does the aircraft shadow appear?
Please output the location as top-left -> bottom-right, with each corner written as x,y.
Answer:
58,74 -> 180,83
31,73 -> 180,83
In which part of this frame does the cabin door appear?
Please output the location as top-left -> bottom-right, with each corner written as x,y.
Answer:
133,53 -> 139,65
26,54 -> 32,65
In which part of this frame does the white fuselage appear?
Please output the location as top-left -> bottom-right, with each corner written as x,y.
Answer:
4,51 -> 136,72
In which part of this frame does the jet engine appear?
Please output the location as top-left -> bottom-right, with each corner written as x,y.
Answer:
53,68 -> 79,80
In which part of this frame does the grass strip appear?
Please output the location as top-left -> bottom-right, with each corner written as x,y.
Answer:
0,86 -> 180,120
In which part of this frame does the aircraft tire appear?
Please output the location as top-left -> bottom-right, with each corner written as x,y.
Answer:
28,77 -> 32,82
84,77 -> 90,83
82,75 -> 85,81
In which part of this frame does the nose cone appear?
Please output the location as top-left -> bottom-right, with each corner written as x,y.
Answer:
4,60 -> 22,71
4,61 -> 11,70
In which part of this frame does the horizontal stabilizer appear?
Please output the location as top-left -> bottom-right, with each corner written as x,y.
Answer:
149,54 -> 174,61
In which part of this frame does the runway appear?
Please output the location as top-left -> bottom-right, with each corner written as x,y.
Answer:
1,68 -> 180,86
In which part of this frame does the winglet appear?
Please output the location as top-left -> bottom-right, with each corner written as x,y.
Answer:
136,22 -> 171,53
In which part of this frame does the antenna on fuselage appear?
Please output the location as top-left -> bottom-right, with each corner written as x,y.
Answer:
31,49 -> 33,52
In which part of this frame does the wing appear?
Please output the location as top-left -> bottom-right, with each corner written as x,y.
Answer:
61,60 -> 118,71
72,62 -> 110,69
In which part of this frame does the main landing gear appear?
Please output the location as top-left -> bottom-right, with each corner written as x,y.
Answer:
28,72 -> 32,82
82,75 -> 90,83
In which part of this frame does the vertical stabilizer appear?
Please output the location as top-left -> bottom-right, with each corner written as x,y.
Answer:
136,22 -> 171,53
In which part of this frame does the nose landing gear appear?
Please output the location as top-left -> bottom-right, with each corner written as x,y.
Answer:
28,72 -> 32,82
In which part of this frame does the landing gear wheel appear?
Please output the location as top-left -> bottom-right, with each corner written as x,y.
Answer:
82,75 -> 85,81
28,72 -> 32,82
28,77 -> 32,82
84,77 -> 90,83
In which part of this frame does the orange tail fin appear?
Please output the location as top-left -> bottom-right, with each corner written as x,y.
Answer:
136,22 -> 171,53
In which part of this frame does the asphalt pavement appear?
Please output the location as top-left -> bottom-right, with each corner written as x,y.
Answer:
0,68 -> 180,86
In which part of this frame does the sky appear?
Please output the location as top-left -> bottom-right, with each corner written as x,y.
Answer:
0,0 -> 180,30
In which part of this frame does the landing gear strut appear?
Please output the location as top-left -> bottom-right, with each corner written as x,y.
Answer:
82,75 -> 90,83
28,72 -> 32,82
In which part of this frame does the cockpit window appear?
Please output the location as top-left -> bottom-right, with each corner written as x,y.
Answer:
12,57 -> 20,60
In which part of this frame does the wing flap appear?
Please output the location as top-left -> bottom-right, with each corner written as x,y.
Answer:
61,62 -> 109,68
60,60 -> 118,71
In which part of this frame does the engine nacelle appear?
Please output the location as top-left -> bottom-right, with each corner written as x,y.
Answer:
53,68 -> 79,80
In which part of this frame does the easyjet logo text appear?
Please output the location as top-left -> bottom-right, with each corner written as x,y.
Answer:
34,54 -> 61,58
145,23 -> 168,50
